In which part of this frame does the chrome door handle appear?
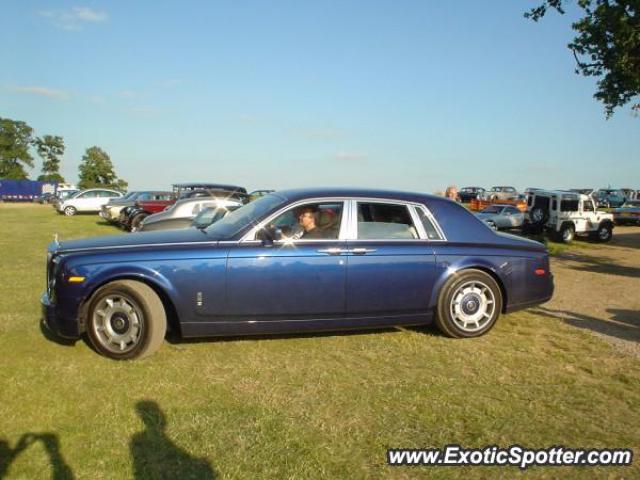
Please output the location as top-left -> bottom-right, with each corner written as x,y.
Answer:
317,248 -> 349,255
350,248 -> 377,255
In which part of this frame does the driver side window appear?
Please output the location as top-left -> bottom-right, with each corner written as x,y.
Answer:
262,202 -> 344,241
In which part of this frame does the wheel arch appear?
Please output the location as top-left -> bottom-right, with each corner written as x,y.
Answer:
430,263 -> 509,314
78,272 -> 181,337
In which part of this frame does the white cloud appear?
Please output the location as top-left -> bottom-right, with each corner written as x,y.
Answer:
38,7 -> 108,30
9,85 -> 70,100
334,151 -> 367,162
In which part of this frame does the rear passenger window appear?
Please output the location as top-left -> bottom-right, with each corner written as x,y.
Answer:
356,203 -> 418,239
415,206 -> 443,240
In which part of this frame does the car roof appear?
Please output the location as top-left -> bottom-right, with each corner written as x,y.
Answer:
272,187 -> 442,205
173,183 -> 247,193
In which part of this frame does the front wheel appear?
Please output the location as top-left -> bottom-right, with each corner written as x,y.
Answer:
64,206 -> 77,216
434,270 -> 503,338
592,223 -> 613,242
86,280 -> 166,360
130,213 -> 148,232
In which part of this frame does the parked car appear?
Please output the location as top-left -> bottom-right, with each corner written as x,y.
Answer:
457,187 -> 486,203
42,188 -> 554,360
523,189 -> 614,243
612,200 -> 640,225
56,189 -> 124,216
122,184 -> 247,232
484,186 -> 519,202
475,205 -> 524,230
139,197 -> 243,232
594,189 -> 626,208
101,191 -> 173,223
248,189 -> 275,202
190,205 -> 242,229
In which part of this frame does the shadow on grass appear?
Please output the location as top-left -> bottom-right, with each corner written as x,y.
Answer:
131,400 -> 216,479
554,252 -> 640,279
39,319 -> 77,347
0,433 -> 74,479
532,307 -> 640,344
610,229 -> 640,250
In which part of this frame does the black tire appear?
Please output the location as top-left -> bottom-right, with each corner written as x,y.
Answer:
85,280 -> 166,360
592,222 -> 613,243
64,206 -> 77,216
559,223 -> 575,244
434,269 -> 503,338
130,213 -> 148,232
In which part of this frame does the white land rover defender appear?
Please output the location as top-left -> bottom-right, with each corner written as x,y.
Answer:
523,190 -> 614,243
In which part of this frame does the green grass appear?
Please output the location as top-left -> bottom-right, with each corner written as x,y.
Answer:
0,204 -> 638,479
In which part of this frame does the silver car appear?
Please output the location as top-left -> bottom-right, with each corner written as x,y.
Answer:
475,205 -> 524,230
139,197 -> 243,232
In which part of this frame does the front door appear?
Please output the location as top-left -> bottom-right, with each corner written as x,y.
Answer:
225,201 -> 347,321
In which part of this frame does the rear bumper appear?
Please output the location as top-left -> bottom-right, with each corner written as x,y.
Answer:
505,273 -> 554,314
41,292 -> 80,339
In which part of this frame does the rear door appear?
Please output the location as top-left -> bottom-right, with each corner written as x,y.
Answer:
345,200 -> 438,316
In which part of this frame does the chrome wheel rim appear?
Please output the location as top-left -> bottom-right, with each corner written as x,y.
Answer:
64,207 -> 75,216
450,280 -> 496,333
92,294 -> 144,354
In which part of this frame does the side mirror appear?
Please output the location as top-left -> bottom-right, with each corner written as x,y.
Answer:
257,226 -> 282,245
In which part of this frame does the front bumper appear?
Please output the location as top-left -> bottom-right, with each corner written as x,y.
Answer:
41,292 -> 80,339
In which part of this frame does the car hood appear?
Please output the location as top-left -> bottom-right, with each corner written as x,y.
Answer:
476,212 -> 498,219
53,228 -> 210,253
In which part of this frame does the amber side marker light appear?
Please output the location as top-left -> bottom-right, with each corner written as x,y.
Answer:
68,276 -> 86,283
534,269 -> 546,276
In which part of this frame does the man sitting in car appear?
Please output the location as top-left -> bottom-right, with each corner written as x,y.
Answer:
297,206 -> 325,239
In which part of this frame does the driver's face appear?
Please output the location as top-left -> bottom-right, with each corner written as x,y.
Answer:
298,211 -> 315,230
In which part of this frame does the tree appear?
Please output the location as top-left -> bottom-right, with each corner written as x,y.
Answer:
78,146 -> 128,190
35,135 -> 66,183
525,1 -> 640,117
0,117 -> 34,179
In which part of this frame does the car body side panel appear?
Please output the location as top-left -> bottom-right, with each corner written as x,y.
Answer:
344,241 -> 437,315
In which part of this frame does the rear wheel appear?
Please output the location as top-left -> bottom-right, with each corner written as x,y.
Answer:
85,280 -> 166,360
435,270 -> 503,338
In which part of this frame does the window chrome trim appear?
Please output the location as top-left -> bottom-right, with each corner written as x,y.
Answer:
240,197 -> 350,243
414,204 -> 447,241
240,196 -> 448,243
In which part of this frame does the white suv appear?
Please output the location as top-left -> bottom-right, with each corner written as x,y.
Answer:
523,190 -> 614,243
58,188 -> 123,216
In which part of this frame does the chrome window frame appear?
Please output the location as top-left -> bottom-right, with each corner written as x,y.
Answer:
240,197 -> 351,243
239,196 -> 447,244
349,198 -> 446,242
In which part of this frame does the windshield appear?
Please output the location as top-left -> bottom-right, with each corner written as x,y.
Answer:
205,193 -> 286,239
122,192 -> 136,200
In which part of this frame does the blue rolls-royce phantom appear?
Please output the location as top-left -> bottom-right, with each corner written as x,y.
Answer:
42,188 -> 554,359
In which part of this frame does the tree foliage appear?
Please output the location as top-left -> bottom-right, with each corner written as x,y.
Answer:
35,135 -> 66,183
0,117 -> 34,179
78,146 -> 128,190
526,0 -> 640,117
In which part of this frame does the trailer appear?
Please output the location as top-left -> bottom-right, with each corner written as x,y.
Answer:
0,179 -> 58,202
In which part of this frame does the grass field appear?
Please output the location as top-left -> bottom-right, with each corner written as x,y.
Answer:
1,204 -> 638,479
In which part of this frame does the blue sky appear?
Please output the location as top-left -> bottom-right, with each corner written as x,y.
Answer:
1,1 -> 638,192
